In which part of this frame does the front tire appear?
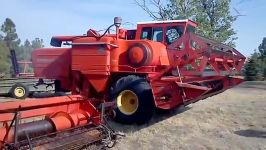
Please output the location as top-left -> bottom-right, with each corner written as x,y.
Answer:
10,83 -> 29,99
110,75 -> 154,124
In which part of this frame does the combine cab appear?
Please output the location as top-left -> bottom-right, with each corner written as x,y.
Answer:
30,17 -> 245,125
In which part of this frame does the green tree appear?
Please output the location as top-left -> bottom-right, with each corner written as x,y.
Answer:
195,0 -> 237,46
169,0 -> 196,19
244,58 -> 259,81
0,41 -> 10,77
258,37 -> 266,61
1,18 -> 23,76
19,38 -> 44,61
0,18 -> 45,76
0,20 -> 11,77
135,0 -> 196,20
18,38 -> 44,73
258,37 -> 266,79
31,38 -> 44,49
1,18 -> 21,50
250,49 -> 259,60
135,0 -> 237,46
19,39 -> 32,60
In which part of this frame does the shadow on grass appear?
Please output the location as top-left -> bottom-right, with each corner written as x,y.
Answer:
108,106 -> 191,133
234,129 -> 266,138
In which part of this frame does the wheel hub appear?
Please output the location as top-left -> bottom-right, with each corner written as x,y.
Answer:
14,87 -> 25,98
116,90 -> 139,115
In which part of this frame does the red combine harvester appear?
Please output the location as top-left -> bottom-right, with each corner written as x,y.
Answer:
32,17 -> 245,124
0,17 -> 245,149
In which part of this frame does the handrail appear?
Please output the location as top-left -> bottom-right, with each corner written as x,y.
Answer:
64,42 -> 119,48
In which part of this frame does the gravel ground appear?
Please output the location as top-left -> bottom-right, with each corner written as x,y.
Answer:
111,81 -> 266,150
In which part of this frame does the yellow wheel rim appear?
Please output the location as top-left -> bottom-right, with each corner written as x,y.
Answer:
116,90 -> 139,115
14,87 -> 25,98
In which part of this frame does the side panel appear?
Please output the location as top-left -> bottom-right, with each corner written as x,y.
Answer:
71,37 -> 112,92
71,46 -> 110,75
31,48 -> 71,90
150,76 -> 243,110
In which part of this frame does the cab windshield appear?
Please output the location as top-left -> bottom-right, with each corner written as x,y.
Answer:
141,27 -> 163,42
140,25 -> 185,45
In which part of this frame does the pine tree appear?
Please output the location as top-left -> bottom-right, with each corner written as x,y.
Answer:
1,18 -> 21,50
0,18 -> 22,76
258,37 -> 266,79
31,38 -> 44,49
244,59 -> 259,81
258,37 -> 266,61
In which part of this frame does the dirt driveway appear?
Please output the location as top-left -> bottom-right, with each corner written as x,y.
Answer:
111,81 -> 266,150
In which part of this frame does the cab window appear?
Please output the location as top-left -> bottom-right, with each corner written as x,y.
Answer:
141,27 -> 152,40
166,26 -> 184,45
141,27 -> 163,42
152,27 -> 163,42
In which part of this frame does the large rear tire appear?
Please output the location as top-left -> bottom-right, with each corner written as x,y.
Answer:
110,75 -> 154,124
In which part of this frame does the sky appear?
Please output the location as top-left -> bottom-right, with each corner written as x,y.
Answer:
0,0 -> 266,57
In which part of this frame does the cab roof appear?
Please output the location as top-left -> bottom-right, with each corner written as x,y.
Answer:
137,19 -> 198,26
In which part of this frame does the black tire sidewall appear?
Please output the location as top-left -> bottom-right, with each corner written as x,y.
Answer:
111,76 -> 154,124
